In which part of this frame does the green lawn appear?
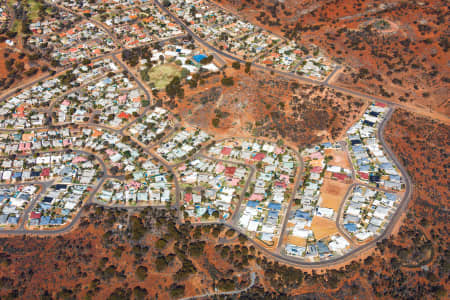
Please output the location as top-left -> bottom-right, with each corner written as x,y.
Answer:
27,0 -> 43,22
148,63 -> 181,90
8,0 -> 42,35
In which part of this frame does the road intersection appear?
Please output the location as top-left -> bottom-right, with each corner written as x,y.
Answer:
0,0 -> 414,269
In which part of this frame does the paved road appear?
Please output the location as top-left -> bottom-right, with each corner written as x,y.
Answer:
276,149 -> 304,251
0,148 -> 108,236
148,2 -> 418,266
0,67 -> 68,102
17,180 -> 55,230
0,177 -> 105,236
335,183 -> 358,245
48,2 -> 123,48
91,199 -> 173,210
0,49 -> 130,104
188,108 -> 413,268
111,54 -> 152,106
0,181 -> 54,230
1,0 -> 447,126
118,105 -> 155,134
324,65 -> 342,84
335,108 -> 413,249
154,0 -> 449,124
193,152 -> 257,225
0,1 -> 415,268
134,142 -> 182,221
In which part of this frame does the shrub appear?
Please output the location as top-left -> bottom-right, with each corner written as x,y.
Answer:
169,284 -> 185,298
133,286 -> 148,300
200,55 -> 214,65
155,256 -> 169,272
221,77 -> 234,86
155,238 -> 168,249
129,216 -> 146,240
245,62 -> 251,73
135,266 -> 148,281
226,229 -> 235,237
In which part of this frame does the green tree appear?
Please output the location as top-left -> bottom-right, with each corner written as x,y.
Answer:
181,68 -> 190,78
155,256 -> 169,272
133,286 -> 148,300
165,76 -> 183,98
155,238 -> 168,249
221,77 -> 234,86
135,266 -> 148,281
245,62 -> 251,73
130,216 -> 146,240
200,55 -> 214,65
169,284 -> 185,298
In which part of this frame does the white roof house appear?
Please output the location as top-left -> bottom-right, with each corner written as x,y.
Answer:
328,236 -> 350,252
373,206 -> 390,220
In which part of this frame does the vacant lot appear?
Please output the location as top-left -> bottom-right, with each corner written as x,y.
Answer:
320,179 -> 350,211
325,148 -> 352,169
311,216 -> 338,240
148,63 -> 181,90
286,235 -> 307,247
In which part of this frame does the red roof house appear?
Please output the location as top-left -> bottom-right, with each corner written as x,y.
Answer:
41,168 -> 50,177
358,172 -> 369,180
253,153 -> 266,161
30,212 -> 41,219
184,193 -> 192,203
275,181 -> 287,188
221,147 -> 232,155
224,166 -> 236,177
118,112 -> 131,119
311,166 -> 323,174
333,172 -> 347,181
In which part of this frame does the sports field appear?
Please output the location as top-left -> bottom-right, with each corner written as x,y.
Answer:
148,63 -> 181,90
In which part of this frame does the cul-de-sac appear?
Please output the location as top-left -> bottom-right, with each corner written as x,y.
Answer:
0,0 -> 447,299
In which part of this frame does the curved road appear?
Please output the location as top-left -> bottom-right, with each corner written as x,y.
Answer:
0,1 -> 415,269
154,0 -> 449,124
189,107 -> 413,268
0,108 -> 413,268
0,149 -> 107,236
276,148 -> 304,251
